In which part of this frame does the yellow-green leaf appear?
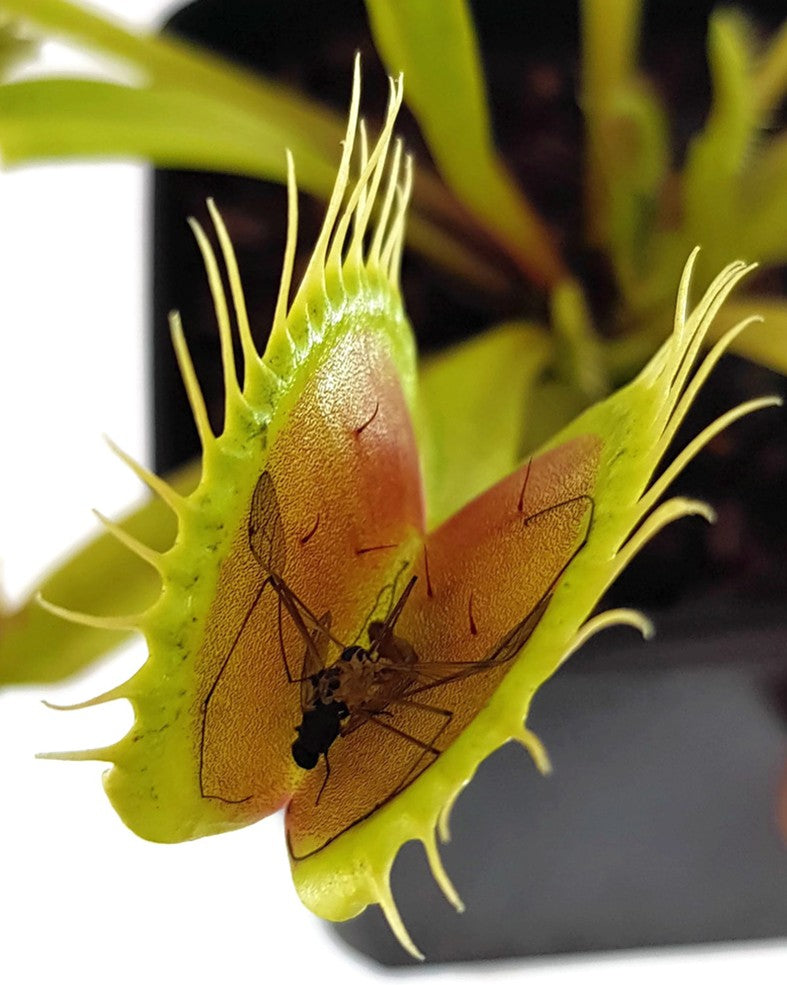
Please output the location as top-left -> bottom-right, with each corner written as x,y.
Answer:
0,13 -> 37,77
365,0 -> 564,287
682,10 -> 758,282
580,0 -> 645,244
0,79 -> 337,192
0,461 -> 198,686
294,251 -> 777,956
707,297 -> 787,376
417,321 -> 552,528
41,67 -> 418,845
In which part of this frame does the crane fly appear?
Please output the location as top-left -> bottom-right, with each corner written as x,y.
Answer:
199,466 -> 594,828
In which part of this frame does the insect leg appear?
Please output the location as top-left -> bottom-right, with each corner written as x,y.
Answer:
270,575 -> 333,676
276,583 -> 295,684
356,711 -> 443,755
365,575 -> 417,659
271,574 -> 345,650
199,577 -> 270,802
339,699 -> 453,798
315,752 -> 331,807
299,614 -> 331,712
273,580 -> 333,714
401,494 -> 597,697
383,696 -> 454,786
392,696 -> 454,719
351,557 -> 411,648
274,579 -> 331,703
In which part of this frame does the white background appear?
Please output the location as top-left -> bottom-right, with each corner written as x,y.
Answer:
0,2 -> 784,982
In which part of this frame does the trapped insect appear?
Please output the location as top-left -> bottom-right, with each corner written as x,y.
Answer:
200,464 -> 594,832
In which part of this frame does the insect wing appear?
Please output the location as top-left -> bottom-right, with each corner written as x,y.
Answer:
403,593 -> 553,695
248,471 -> 287,574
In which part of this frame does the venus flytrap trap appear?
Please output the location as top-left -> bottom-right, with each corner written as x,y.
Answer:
30,68 -> 780,959
0,0 -> 785,688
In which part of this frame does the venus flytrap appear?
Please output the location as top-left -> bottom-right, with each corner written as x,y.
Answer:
0,0 -> 783,959
27,70 -> 781,957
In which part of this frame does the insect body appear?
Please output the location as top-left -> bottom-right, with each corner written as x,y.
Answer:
291,699 -> 347,771
291,647 -> 371,771
291,647 -> 382,770
285,577 -> 427,798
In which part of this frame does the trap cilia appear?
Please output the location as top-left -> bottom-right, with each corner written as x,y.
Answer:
39,64 -> 780,958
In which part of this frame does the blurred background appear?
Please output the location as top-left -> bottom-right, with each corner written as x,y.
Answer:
0,2 -> 784,981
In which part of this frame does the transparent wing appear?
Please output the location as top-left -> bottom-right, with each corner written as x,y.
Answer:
248,470 -> 287,574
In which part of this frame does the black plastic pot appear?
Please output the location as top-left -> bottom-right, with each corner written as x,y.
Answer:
152,0 -> 787,965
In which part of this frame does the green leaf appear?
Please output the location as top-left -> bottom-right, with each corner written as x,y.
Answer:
682,10 -> 758,281
520,377 -> 593,457
0,0 -> 515,297
0,460 -> 198,687
580,0 -> 646,244
417,322 -> 553,528
753,17 -> 787,118
602,84 -> 670,296
0,0 -> 344,194
551,278 -> 609,400
365,0 -> 564,287
0,0 -> 343,155
580,0 -> 675,311
707,297 -> 787,376
738,134 -> 787,269
0,14 -> 37,77
0,79 -> 338,191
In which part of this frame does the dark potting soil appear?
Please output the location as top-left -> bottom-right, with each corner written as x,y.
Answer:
153,0 -> 787,617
